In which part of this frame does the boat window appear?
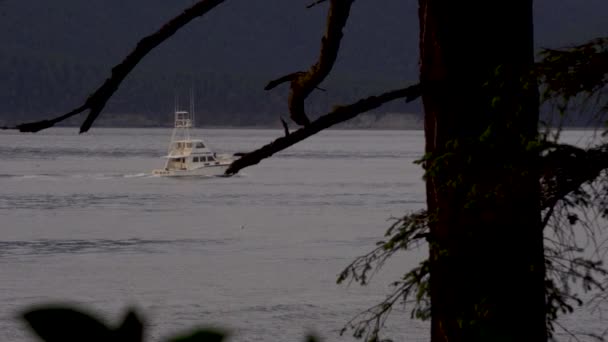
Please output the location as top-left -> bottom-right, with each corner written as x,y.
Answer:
193,157 -> 199,162
186,143 -> 192,148
208,156 -> 215,162
196,142 -> 205,148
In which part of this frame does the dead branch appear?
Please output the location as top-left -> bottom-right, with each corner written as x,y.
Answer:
306,0 -> 329,9
7,0 -> 226,134
280,117 -> 290,136
265,0 -> 355,126
225,84 -> 422,175
265,72 -> 304,90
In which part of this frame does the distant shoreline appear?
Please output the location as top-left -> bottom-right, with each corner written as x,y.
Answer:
21,124 -> 602,131
0,118 -> 600,132
51,124 -> 426,131
2,111 -> 603,131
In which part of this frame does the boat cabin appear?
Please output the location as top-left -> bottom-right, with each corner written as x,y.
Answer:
165,138 -> 222,170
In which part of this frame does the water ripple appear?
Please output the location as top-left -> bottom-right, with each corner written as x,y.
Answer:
0,238 -> 233,257
0,147 -> 159,159
0,194 -> 166,210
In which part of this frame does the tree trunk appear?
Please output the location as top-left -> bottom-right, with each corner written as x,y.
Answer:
418,1 -> 547,341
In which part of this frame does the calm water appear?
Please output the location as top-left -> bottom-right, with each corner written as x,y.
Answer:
0,128 -> 603,342
0,128 -> 428,342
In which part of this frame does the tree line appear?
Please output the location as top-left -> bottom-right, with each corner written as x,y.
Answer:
0,53 -> 416,127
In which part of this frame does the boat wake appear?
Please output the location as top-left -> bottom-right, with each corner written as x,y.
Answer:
0,172 -> 245,181
1,173 -> 156,181
123,173 -> 150,178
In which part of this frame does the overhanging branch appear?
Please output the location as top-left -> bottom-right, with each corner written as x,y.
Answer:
265,0 -> 355,126
306,0 -> 329,9
7,0 -> 226,134
540,143 -> 608,211
225,84 -> 422,175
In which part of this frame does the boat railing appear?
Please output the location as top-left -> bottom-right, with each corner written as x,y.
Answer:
175,111 -> 192,128
168,148 -> 190,157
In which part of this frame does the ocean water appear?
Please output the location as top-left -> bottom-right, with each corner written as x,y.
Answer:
0,128 -> 604,342
0,128 -> 428,342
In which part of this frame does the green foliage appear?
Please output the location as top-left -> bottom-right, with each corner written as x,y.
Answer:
340,162 -> 608,340
338,211 -> 429,286
538,38 -> 608,103
542,168 -> 608,338
337,212 -> 430,342
340,36 -> 608,342
536,37 -> 608,130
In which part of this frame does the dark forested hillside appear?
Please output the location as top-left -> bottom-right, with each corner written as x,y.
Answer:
0,0 -> 606,127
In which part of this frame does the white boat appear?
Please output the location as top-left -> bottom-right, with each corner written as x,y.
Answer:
152,98 -> 236,177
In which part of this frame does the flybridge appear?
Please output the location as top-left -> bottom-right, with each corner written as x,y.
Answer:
174,111 -> 193,128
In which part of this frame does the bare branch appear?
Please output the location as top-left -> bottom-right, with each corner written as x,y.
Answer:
265,72 -> 305,91
8,0 -> 226,134
10,105 -> 88,133
306,0 -> 329,9
226,84 -> 422,175
266,0 -> 355,126
280,117 -> 290,136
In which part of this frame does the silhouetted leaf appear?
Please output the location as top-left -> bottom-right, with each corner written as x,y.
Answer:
114,310 -> 144,342
305,333 -> 322,342
167,328 -> 226,342
21,306 -> 112,342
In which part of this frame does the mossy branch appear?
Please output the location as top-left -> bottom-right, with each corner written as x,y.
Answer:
265,0 -> 355,126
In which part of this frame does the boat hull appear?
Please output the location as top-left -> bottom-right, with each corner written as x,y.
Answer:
152,164 -> 230,177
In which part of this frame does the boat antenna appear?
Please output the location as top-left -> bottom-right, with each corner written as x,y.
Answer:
190,85 -> 195,128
